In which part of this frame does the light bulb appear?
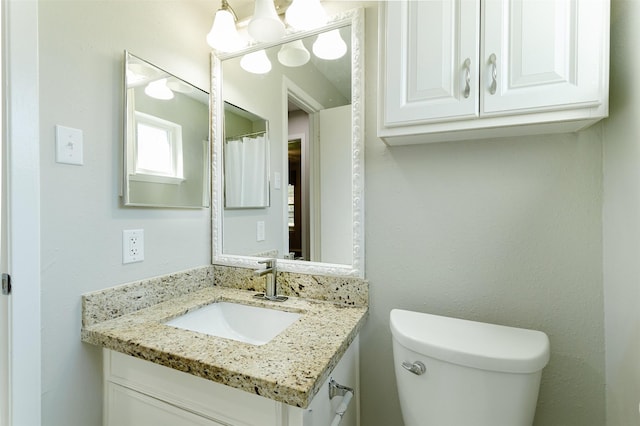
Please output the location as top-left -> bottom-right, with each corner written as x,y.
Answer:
312,30 -> 347,60
206,8 -> 246,52
240,50 -> 272,74
285,0 -> 327,31
248,0 -> 285,42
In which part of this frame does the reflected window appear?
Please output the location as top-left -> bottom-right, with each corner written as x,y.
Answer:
133,112 -> 184,183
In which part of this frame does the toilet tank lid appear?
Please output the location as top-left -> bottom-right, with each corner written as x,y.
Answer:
390,309 -> 550,374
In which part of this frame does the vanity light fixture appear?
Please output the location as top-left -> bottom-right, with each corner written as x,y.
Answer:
248,0 -> 285,42
312,29 -> 347,60
206,0 -> 247,52
277,39 -> 310,67
207,0 -> 329,52
144,78 -> 174,100
240,49 -> 272,74
285,0 -> 327,31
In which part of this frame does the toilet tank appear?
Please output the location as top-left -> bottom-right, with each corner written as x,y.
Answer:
390,309 -> 550,426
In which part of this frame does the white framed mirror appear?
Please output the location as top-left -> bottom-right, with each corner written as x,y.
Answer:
211,8 -> 364,277
123,52 -> 210,208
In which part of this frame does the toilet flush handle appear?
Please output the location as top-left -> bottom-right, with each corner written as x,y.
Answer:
401,361 -> 426,376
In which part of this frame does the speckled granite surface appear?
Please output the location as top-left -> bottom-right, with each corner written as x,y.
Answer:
82,286 -> 367,408
213,265 -> 368,306
82,266 -> 214,327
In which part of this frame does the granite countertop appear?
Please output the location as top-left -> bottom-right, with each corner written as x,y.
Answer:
81,285 -> 368,408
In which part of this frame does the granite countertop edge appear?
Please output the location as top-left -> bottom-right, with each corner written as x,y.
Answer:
81,286 -> 368,408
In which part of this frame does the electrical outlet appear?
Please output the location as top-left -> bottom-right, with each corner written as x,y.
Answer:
123,229 -> 144,264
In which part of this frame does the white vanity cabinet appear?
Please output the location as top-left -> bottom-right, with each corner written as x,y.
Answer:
103,336 -> 360,426
377,0 -> 610,145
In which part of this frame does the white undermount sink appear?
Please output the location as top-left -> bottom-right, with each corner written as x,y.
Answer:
164,302 -> 301,345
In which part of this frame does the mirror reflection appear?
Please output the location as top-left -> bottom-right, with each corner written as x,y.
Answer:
123,52 -> 210,208
222,26 -> 351,263
214,9 -> 364,276
224,102 -> 270,209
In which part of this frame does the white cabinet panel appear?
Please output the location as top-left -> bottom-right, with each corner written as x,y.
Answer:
378,0 -> 610,145
381,0 -> 480,126
106,384 -> 223,426
481,0 -> 605,115
103,335 -> 360,426
104,349 -> 280,426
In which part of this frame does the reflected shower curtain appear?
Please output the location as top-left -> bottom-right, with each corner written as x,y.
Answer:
224,135 -> 268,207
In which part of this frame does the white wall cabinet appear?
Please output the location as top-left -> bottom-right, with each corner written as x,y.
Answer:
103,336 -> 359,426
378,0 -> 610,145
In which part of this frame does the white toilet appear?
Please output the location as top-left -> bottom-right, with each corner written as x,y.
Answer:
390,309 -> 550,426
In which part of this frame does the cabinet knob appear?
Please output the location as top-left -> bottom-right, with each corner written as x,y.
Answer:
489,53 -> 497,95
462,58 -> 471,99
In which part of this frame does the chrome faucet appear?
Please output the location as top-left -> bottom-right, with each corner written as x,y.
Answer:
254,258 -> 288,302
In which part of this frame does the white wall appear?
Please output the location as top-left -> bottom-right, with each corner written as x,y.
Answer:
319,105 -> 352,264
603,0 -> 640,424
359,4 -> 605,426
38,1 -> 212,425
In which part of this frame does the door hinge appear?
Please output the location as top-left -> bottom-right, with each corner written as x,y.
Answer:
2,273 -> 11,295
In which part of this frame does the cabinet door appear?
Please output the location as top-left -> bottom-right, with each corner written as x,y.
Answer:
380,0 -> 480,126
106,383 -> 224,426
481,0 -> 606,115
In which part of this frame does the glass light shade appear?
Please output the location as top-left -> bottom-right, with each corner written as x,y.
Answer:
206,9 -> 246,52
285,0 -> 327,31
312,30 -> 347,60
240,50 -> 272,74
277,40 -> 311,67
248,0 -> 285,42
144,79 -> 174,100
126,64 -> 151,85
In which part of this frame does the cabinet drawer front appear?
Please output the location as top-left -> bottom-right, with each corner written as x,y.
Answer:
481,0 -> 607,115
104,350 -> 281,426
381,0 -> 480,126
106,383 -> 224,426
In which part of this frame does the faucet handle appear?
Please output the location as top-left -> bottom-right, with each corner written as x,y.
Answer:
257,258 -> 276,268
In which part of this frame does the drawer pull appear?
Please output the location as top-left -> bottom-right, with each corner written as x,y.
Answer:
462,58 -> 471,98
489,53 -> 497,95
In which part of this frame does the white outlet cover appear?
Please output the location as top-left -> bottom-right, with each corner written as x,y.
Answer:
123,229 -> 144,264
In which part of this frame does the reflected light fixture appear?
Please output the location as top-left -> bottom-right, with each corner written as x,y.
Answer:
248,0 -> 285,42
206,0 -> 247,52
277,40 -> 310,67
144,79 -> 175,100
285,0 -> 327,31
126,63 -> 155,86
312,29 -> 347,60
240,50 -> 272,74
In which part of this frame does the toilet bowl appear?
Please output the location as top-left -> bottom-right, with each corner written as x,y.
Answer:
390,309 -> 550,426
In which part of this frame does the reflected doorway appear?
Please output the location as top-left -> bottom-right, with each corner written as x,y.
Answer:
285,80 -> 323,263
287,106 -> 311,261
287,138 -> 303,259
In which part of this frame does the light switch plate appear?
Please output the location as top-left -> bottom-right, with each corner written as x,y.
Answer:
55,125 -> 83,165
257,221 -> 265,242
274,172 -> 281,190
